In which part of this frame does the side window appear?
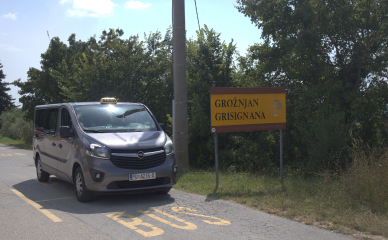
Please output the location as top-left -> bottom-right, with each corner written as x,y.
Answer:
48,109 -> 58,134
35,109 -> 47,133
34,108 -> 58,134
61,108 -> 72,128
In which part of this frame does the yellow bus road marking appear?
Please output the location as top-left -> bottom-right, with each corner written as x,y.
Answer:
171,207 -> 230,225
107,213 -> 163,237
11,189 -> 62,222
138,209 -> 197,230
1,154 -> 12,156
14,153 -> 26,155
35,196 -> 75,202
107,208 -> 230,237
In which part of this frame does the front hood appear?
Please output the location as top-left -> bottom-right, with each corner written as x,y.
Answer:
85,131 -> 166,150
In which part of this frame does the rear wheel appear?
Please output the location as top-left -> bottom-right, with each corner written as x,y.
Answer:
36,156 -> 49,182
74,167 -> 93,202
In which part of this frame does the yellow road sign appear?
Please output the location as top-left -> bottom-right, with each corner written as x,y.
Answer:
210,87 -> 286,133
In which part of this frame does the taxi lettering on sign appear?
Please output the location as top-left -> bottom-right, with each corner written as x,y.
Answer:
100,97 -> 117,104
210,87 -> 286,133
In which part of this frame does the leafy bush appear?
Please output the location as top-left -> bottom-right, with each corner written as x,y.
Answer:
0,108 -> 33,145
218,131 -> 278,173
186,26 -> 237,167
299,105 -> 349,172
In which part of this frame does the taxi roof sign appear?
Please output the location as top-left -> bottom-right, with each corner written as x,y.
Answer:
100,97 -> 117,104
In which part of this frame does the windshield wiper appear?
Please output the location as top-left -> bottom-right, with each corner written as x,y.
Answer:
125,129 -> 145,132
115,108 -> 144,119
83,129 -> 105,133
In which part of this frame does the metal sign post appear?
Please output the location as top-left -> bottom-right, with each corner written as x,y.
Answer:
280,127 -> 283,183
212,82 -> 219,189
279,81 -> 283,184
214,130 -> 219,188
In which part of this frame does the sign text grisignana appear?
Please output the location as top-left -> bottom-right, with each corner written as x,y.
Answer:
210,87 -> 286,133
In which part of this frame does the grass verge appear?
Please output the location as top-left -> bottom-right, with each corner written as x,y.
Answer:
174,169 -> 388,240
0,135 -> 33,150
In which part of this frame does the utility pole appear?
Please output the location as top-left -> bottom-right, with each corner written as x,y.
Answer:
279,80 -> 283,184
172,0 -> 189,173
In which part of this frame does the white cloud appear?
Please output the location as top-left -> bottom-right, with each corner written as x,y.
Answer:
0,44 -> 22,52
60,0 -> 115,17
125,1 -> 151,10
3,12 -> 17,20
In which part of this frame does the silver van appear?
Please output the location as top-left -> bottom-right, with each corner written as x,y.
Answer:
33,98 -> 177,202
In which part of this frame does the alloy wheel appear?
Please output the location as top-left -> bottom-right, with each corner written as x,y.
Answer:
76,173 -> 83,196
37,159 -> 42,178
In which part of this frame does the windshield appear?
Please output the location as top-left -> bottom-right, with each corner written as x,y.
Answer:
73,104 -> 158,132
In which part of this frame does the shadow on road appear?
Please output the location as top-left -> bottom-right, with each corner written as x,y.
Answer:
12,177 -> 176,216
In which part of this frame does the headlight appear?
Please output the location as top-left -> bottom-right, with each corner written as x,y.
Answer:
84,138 -> 110,159
164,135 -> 174,155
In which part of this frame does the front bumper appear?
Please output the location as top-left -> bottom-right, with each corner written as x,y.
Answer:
82,153 -> 177,193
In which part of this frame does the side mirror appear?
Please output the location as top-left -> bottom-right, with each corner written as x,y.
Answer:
159,123 -> 166,132
60,126 -> 73,138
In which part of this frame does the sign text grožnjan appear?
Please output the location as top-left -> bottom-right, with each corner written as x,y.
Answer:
210,87 -> 286,133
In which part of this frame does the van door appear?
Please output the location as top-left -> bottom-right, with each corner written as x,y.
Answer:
34,109 -> 46,164
57,107 -> 74,182
43,108 -> 59,175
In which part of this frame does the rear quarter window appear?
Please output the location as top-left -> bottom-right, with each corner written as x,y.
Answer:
35,108 -> 58,134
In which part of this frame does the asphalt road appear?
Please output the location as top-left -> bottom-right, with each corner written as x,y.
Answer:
0,143 -> 353,240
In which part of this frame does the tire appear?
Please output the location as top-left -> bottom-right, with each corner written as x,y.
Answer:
74,167 -> 93,202
36,156 -> 50,182
156,187 -> 171,194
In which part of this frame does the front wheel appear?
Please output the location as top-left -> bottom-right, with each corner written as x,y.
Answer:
36,156 -> 50,182
74,167 -> 93,202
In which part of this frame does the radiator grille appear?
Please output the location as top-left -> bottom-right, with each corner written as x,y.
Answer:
110,147 -> 166,170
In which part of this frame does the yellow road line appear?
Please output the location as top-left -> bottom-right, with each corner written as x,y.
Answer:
35,196 -> 75,202
11,189 -> 62,222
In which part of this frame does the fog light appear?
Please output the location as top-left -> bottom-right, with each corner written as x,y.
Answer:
173,165 -> 178,173
90,169 -> 105,182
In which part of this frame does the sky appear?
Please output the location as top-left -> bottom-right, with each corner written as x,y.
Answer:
0,0 -> 262,106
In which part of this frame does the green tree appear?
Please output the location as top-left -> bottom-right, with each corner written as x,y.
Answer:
237,0 -> 388,171
55,29 -> 173,132
13,37 -> 69,120
0,62 -> 15,115
186,25 -> 237,167
14,29 -> 174,133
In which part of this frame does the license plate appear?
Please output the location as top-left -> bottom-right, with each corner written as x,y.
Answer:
129,172 -> 156,181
